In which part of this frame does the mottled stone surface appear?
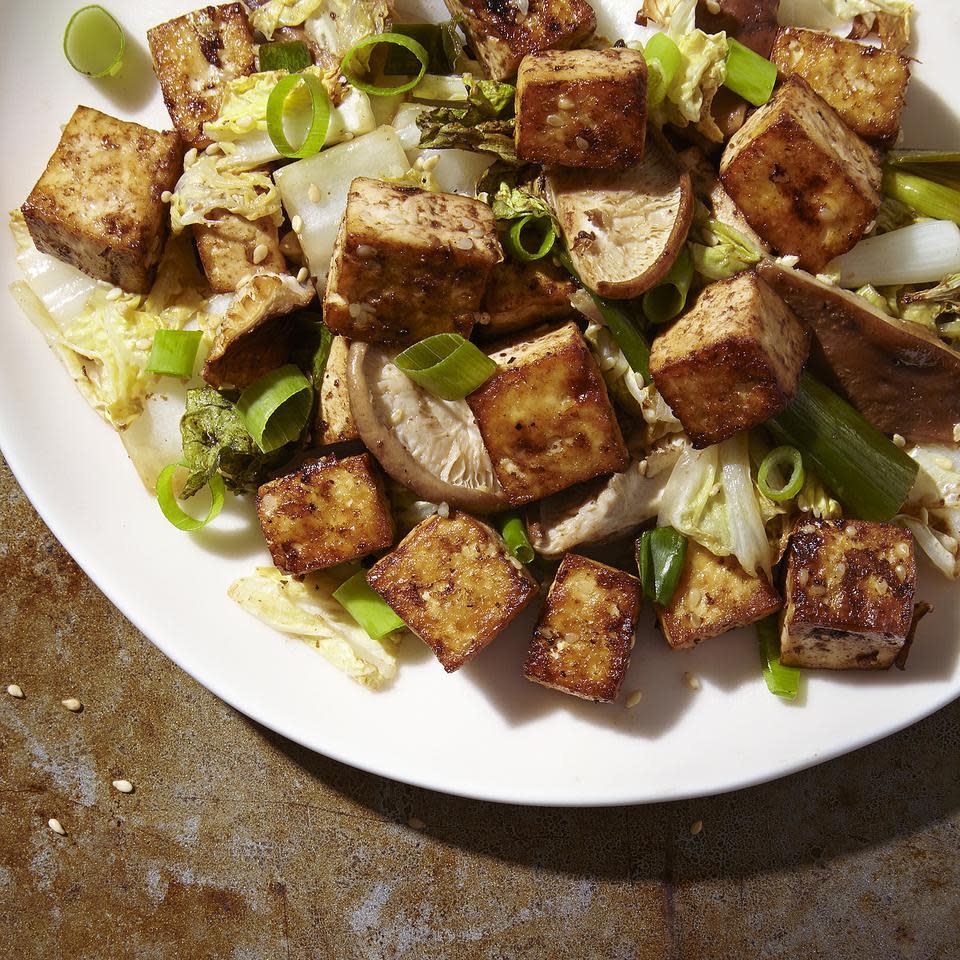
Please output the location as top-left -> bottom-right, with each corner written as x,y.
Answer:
1,454 -> 958,959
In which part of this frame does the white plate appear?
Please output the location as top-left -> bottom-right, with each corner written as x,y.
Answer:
2,0 -> 959,807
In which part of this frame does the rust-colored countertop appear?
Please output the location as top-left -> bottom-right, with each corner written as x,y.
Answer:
1,455 -> 958,959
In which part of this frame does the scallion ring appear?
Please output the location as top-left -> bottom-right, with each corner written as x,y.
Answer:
156,463 -> 225,532
757,445 -> 805,502
266,73 -> 330,160
394,333 -> 497,401
723,38 -> 778,107
340,33 -> 429,96
145,329 -> 203,378
499,513 -> 534,564
236,364 -> 314,453
505,215 -> 556,262
643,32 -> 682,109
63,5 -> 125,78
333,571 -> 407,640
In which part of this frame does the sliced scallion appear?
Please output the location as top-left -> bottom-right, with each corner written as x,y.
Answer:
334,571 -> 406,640
723,38 -> 777,107
259,40 -> 312,73
642,247 -> 693,325
63,5 -> 125,78
266,73 -> 330,159
382,22 -> 461,76
505,215 -> 556,262
499,513 -> 534,564
156,463 -> 225,532
145,329 -> 203,378
886,151 -> 960,190
643,32 -> 681,109
636,527 -> 687,607
341,33 -> 429,96
394,334 -> 497,401
757,445 -> 805,502
757,616 -> 799,700
882,169 -> 960,225
236,364 -> 313,453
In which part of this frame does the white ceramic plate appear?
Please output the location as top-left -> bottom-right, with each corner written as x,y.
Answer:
2,0 -> 959,807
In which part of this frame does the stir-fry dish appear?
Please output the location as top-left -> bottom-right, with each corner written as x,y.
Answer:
12,0 -> 960,700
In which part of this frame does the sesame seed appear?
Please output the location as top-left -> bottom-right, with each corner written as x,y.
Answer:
184,147 -> 198,168
291,215 -> 303,233
112,779 -> 134,794
894,563 -> 906,580
545,113 -> 564,127
61,698 -> 83,712
296,267 -> 309,283
625,689 -> 643,709
682,672 -> 701,691
204,143 -> 222,156
48,818 -> 66,836
105,287 -> 123,302
953,424 -> 960,443
236,115 -> 255,132
308,183 -> 322,203
557,95 -> 574,110
407,816 -> 426,830
357,243 -> 377,258
252,243 -> 270,265
575,135 -> 590,150
835,562 -> 846,578
455,235 -> 474,250
343,131 -> 354,141
690,819 -> 703,836
160,190 -> 173,204
845,524 -> 857,537
6,684 -> 24,699
798,568 -> 809,587
892,433 -> 906,448
437,502 -> 450,518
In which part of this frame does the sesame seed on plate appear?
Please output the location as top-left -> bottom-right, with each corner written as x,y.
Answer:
112,779 -> 134,794
407,816 -> 426,830
61,698 -> 83,712
48,818 -> 66,836
892,433 -> 906,448
682,672 -> 701,691
6,684 -> 24,699
625,690 -> 643,709
690,819 -> 703,836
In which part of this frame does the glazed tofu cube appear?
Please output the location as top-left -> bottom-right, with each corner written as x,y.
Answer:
719,76 -> 882,272
194,212 -> 287,294
523,554 -> 641,701
315,335 -> 360,446
780,519 -> 917,669
479,259 -> 577,341
21,106 -> 181,294
770,27 -> 910,145
515,48 -> 647,169
323,178 -> 502,345
649,271 -> 809,448
466,323 -> 629,505
367,512 -> 538,672
257,454 -> 395,576
444,0 -> 596,81
148,3 -> 256,149
655,541 -> 781,650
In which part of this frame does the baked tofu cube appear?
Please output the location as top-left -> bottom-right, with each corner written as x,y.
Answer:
194,212 -> 287,294
257,454 -> 394,576
479,259 -> 576,341
649,271 -> 809,448
770,27 -> 910,145
323,178 -> 502,345
523,554 -> 640,702
467,323 -> 629,506
444,0 -> 596,81
21,106 -> 181,294
148,3 -> 256,149
780,519 -> 917,670
515,48 -> 647,169
367,512 -> 538,672
315,335 -> 359,446
719,76 -> 882,272
654,541 -> 781,650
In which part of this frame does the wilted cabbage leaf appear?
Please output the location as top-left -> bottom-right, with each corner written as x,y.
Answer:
898,444 -> 960,579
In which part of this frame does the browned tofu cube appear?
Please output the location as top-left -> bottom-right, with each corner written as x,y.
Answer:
655,541 -> 781,650
148,3 -> 256,149
367,512 -> 538,672
719,76 -> 882,272
467,323 -> 629,506
21,106 -> 181,294
780,519 -> 917,670
523,554 -> 640,701
323,178 -> 502,345
257,454 -> 395,576
479,259 -> 576,341
194,212 -> 287,293
770,27 -> 910,145
314,335 -> 359,446
444,0 -> 596,81
515,48 -> 647,169
649,271 -> 809,448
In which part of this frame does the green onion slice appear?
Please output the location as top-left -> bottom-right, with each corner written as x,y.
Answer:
156,462 -> 225,532
505,216 -> 556,262
882,169 -> 960,225
643,32 -> 682,109
334,571 -> 406,640
642,247 -> 693,325
236,364 -> 313,453
499,513 -> 534,564
266,73 -> 330,159
723,38 -> 777,107
64,5 -> 125,78
637,526 -> 688,607
887,151 -> 960,190
341,33 -> 429,96
383,22 -> 461,76
145,329 -> 203,378
394,334 -> 497,401
757,445 -> 805,503
757,616 -> 799,700
259,40 -> 312,73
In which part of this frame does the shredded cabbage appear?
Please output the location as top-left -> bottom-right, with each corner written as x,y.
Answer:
249,0 -> 326,38
898,444 -> 960,579
252,0 -> 391,54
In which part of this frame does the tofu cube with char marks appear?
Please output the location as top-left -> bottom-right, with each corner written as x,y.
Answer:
367,512 -> 538,672
654,541 -> 781,650
323,178 -> 502,345
314,335 -> 360,446
720,76 -> 882,272
770,27 -> 910,145
479,259 -> 577,341
780,519 -> 917,670
148,3 -> 256,149
257,454 -> 395,576
649,271 -> 809,448
444,0 -> 596,81
21,106 -> 181,294
516,48 -> 647,169
467,322 -> 629,506
194,211 -> 287,294
523,554 -> 640,702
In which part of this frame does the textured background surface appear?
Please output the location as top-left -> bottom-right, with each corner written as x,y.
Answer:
1,455 -> 959,960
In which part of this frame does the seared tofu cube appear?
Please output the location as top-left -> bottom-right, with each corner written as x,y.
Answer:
515,48 -> 647,169
367,512 -> 538,672
523,554 -> 640,702
21,106 -> 181,294
257,454 -> 394,576
194,212 -> 287,293
780,519 -> 916,669
444,0 -> 596,81
148,3 -> 256,149
323,178 -> 502,345
719,76 -> 882,272
770,27 -> 910,145
649,271 -> 809,448
479,259 -> 576,340
315,335 -> 359,446
655,541 -> 781,650
467,323 -> 629,506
